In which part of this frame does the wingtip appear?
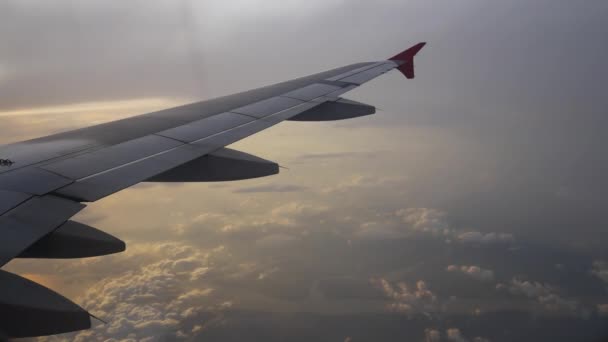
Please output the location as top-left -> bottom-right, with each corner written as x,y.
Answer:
389,42 -> 427,61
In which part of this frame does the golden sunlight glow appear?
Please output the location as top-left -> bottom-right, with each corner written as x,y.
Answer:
0,98 -> 183,117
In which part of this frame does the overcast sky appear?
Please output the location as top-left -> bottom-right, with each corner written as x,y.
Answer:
2,1 -> 608,341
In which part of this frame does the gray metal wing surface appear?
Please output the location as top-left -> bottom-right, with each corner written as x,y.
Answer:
0,42 -> 426,338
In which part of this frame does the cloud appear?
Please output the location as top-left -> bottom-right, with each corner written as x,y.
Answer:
73,244 -> 231,341
29,242 -> 255,341
472,338 -> 491,342
233,184 -> 309,194
173,201 -> 329,238
425,328 -> 441,342
255,234 -> 298,248
597,304 -> 608,317
591,260 -> 608,284
446,328 -> 491,342
372,278 -> 438,316
322,175 -> 405,194
422,328 -> 491,342
446,265 -> 495,282
497,278 -> 582,316
397,208 -> 515,246
456,232 -> 515,246
352,208 -> 450,241
297,151 -> 378,161
397,208 -> 450,236
353,221 -> 406,240
446,328 -> 468,342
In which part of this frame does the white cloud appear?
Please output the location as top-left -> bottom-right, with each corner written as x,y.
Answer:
30,242 -> 248,341
446,265 -> 495,282
397,208 -> 450,236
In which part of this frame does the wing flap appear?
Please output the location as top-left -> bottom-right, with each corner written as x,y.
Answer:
40,135 -> 183,180
156,112 -> 254,143
281,83 -> 342,101
231,96 -> 304,118
0,190 -> 31,215
54,101 -> 321,202
0,168 -> 73,195
54,144 -> 206,202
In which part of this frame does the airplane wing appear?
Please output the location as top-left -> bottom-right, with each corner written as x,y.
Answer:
0,42 -> 426,338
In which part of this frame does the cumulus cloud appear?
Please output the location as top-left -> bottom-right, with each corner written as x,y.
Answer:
72,243 -> 232,341
372,278 -> 438,316
397,208 -> 450,236
351,208 -> 450,241
175,201 -> 329,238
497,278 -> 581,316
350,207 -> 518,248
397,208 -> 515,246
446,265 -> 495,282
31,242 -> 271,341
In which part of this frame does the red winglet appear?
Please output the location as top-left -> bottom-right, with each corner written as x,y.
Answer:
389,42 -> 426,79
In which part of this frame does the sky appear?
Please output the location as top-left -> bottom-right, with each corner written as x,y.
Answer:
2,0 -> 608,341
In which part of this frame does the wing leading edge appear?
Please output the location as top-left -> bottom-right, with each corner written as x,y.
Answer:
0,42 -> 426,338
